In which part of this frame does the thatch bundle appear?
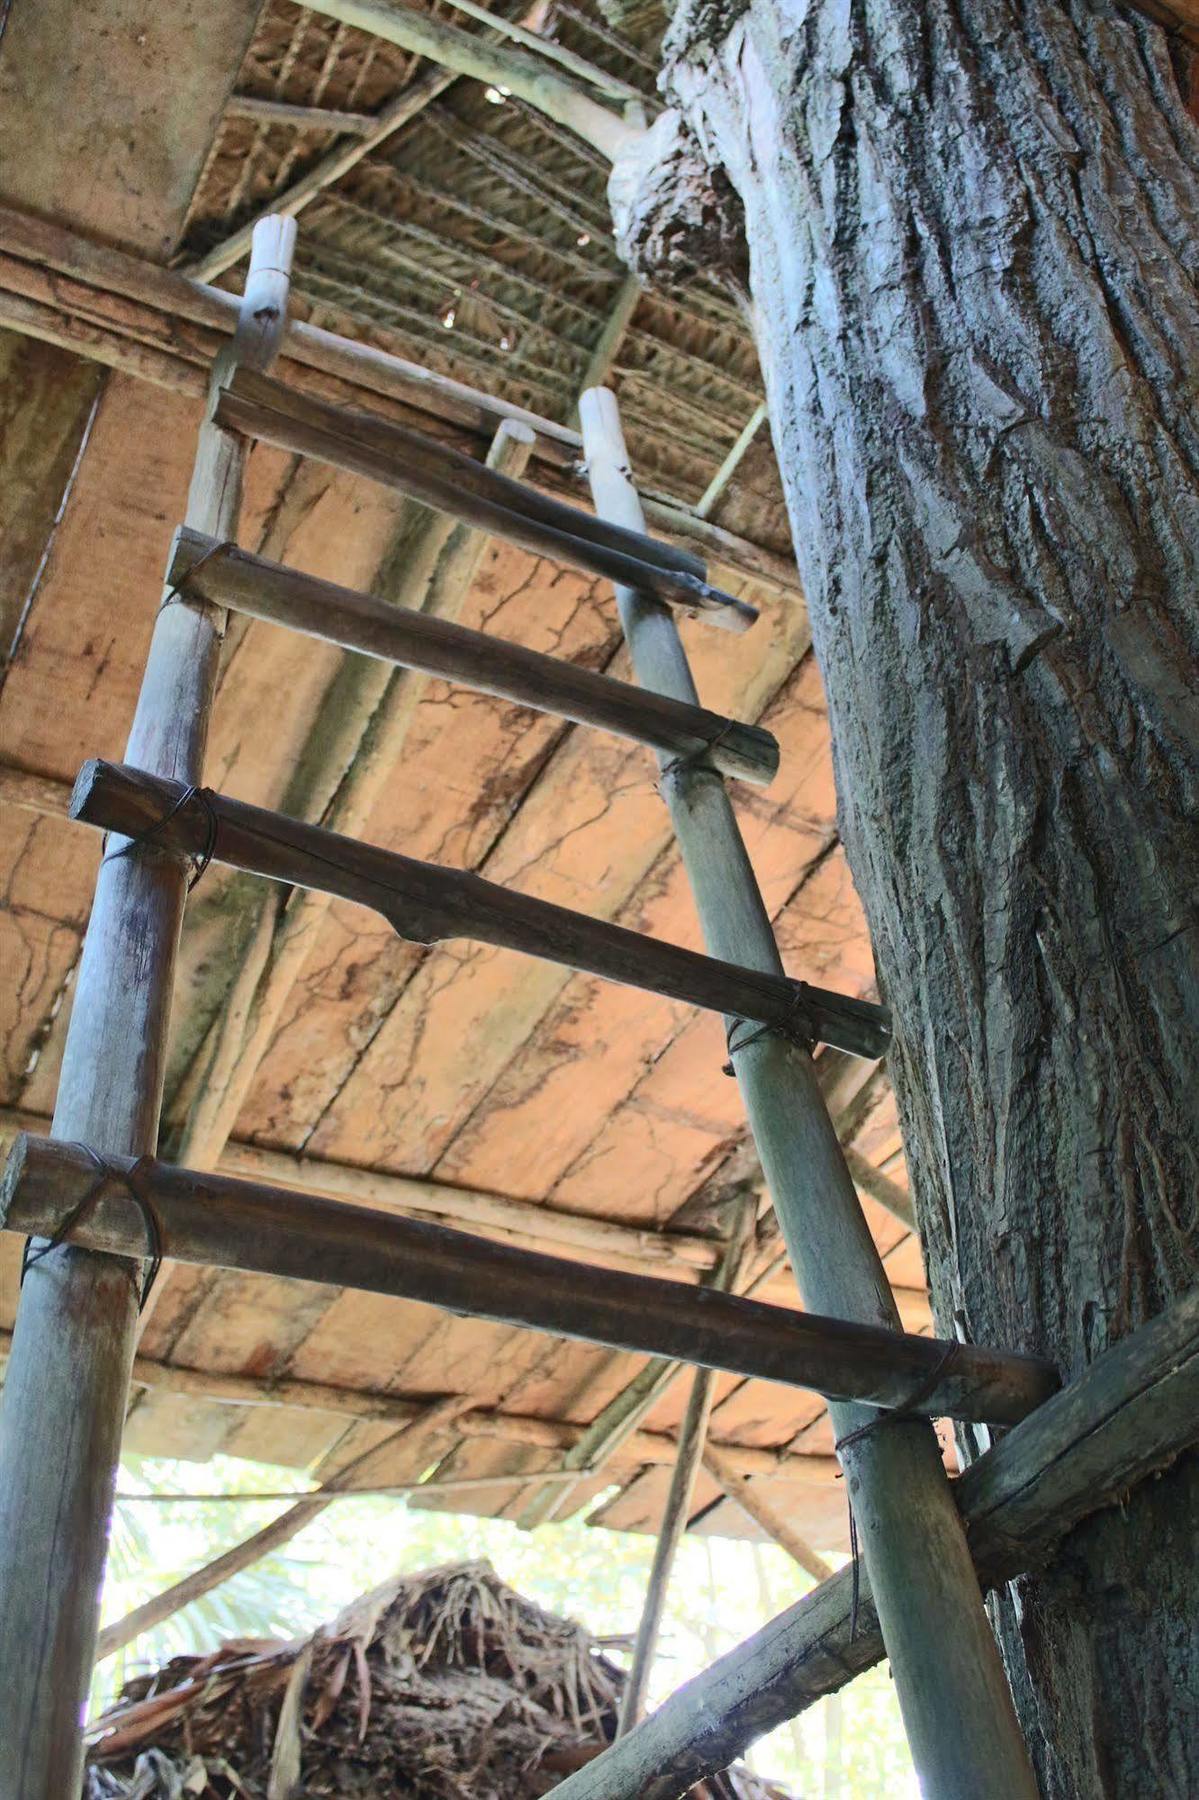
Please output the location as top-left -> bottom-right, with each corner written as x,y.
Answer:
84,1560 -> 789,1799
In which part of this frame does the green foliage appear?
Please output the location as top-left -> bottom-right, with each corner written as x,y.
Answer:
96,1455 -> 916,1796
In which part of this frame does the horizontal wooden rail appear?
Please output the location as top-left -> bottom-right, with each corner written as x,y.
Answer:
0,204 -> 802,596
71,760 -> 892,1060
169,528 -> 778,786
548,1288 -> 1199,1799
2,1135 -> 1056,1424
213,368 -> 759,632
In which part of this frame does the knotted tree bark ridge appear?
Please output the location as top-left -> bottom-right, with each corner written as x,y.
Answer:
609,0 -> 1199,1789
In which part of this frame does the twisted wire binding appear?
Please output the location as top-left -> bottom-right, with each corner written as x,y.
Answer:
21,1142 -> 164,1312
101,785 -> 219,893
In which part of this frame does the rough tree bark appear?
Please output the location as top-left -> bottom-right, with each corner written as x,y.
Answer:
611,0 -> 1199,1791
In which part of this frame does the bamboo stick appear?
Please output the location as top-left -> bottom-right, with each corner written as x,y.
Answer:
169,527 -> 777,782
548,1288 -> 1199,1799
0,219 -> 294,1800
0,1099 -> 721,1275
213,367 -> 758,630
695,401 -> 768,520
186,68 -> 458,281
577,387 -> 1038,1798
438,0 -> 642,99
617,1207 -> 752,1731
69,758 -> 893,1060
96,1394 -> 467,1660
224,95 -> 379,135
700,1443 -> 832,1583
302,0 -> 638,159
0,1135 -> 1056,1425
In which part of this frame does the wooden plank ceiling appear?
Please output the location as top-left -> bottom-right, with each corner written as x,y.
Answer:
0,0 -> 929,1557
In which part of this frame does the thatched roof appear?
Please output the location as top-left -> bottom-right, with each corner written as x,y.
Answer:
84,1559 -> 790,1798
0,0 -> 927,1563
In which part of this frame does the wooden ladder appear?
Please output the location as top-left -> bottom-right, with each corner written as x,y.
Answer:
0,218 -> 1042,1796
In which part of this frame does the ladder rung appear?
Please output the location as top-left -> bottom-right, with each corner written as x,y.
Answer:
170,526 -> 779,787
3,1134 -> 1058,1425
71,759 -> 892,1061
213,366 -> 760,632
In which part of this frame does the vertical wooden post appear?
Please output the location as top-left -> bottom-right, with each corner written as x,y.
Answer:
0,217 -> 294,1799
578,388 -> 1037,1799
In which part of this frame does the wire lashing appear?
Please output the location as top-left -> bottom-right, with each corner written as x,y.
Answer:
101,784 -> 219,893
20,1142 -> 164,1312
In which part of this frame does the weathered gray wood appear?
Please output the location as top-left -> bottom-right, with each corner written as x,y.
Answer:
214,367 -> 758,630
70,758 -> 892,1059
578,272 -> 643,398
0,1135 -> 1056,1424
303,0 -> 638,159
843,1147 -> 916,1230
547,1289 -> 1199,1800
224,94 -> 378,134
0,218 -> 292,1799
96,1396 -> 467,1660
438,0 -> 642,100
578,387 -> 1038,1797
170,526 -> 777,783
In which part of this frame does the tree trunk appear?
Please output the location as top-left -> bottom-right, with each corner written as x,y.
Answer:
622,0 -> 1199,1790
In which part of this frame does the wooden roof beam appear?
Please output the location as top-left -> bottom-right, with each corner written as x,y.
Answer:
302,0 -> 642,161
0,205 -> 796,598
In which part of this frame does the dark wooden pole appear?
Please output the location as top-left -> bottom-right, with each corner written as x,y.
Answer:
69,758 -> 892,1061
578,387 -> 1038,1797
0,1134 -> 1056,1425
0,219 -> 295,1798
167,526 -> 779,784
213,366 -> 759,631
548,1288 -> 1199,1800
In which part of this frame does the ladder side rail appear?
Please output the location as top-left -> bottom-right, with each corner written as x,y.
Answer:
573,387 -> 1039,1800
0,218 -> 294,1798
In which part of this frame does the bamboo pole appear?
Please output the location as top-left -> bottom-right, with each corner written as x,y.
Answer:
69,758 -> 893,1060
168,527 -> 777,782
616,1204 -> 752,1731
0,1098 -> 721,1275
576,387 -> 1038,1799
619,1365 -> 718,1731
548,1287 -> 1199,1799
223,95 -> 379,135
0,218 -> 295,1800
700,1443 -> 832,1583
438,0 -> 642,100
302,0 -> 638,160
96,1394 -> 467,1661
213,366 -> 758,630
1,1135 -> 1055,1424
695,401 -> 768,520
